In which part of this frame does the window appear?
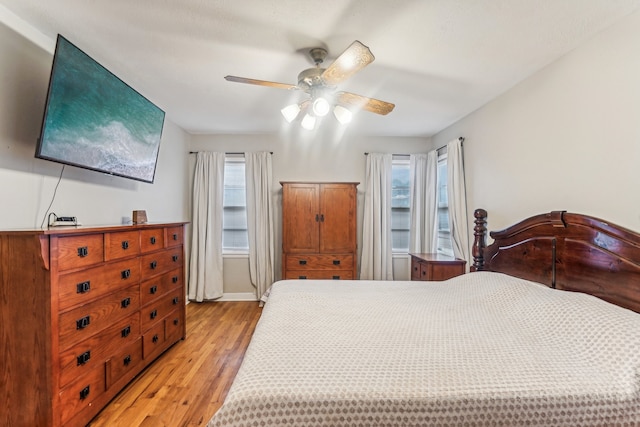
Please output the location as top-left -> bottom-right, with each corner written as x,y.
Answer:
391,156 -> 410,252
436,152 -> 454,256
223,156 -> 248,252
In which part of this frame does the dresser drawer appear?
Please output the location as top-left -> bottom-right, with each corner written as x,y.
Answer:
166,226 -> 183,247
285,270 -> 353,280
140,288 -> 183,333
285,254 -> 353,270
140,228 -> 165,253
105,230 -> 141,261
58,259 -> 141,311
143,320 -> 166,359
56,234 -> 104,271
165,309 -> 184,343
59,312 -> 140,388
140,268 -> 183,306
58,364 -> 106,426
106,338 -> 143,389
58,284 -> 140,351
140,248 -> 183,280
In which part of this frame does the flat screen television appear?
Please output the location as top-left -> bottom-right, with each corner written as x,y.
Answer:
36,35 -> 165,183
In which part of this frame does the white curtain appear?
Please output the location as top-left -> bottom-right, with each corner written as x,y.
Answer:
447,139 -> 470,264
244,152 -> 275,303
360,153 -> 393,280
409,151 -> 438,254
188,152 -> 225,302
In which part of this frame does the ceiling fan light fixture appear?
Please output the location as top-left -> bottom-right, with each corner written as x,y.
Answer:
312,97 -> 330,117
333,105 -> 353,124
281,103 -> 301,123
301,113 -> 316,130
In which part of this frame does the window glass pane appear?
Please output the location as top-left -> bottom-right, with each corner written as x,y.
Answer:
436,153 -> 454,257
223,158 -> 248,251
391,158 -> 410,252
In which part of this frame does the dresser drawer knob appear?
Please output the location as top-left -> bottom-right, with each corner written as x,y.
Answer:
333,260 -> 341,265
76,351 -> 91,366
150,261 -> 157,269
150,236 -> 157,245
121,297 -> 131,308
150,285 -> 157,294
76,315 -> 90,330
77,246 -> 89,257
173,318 -> 179,326
173,233 -> 178,241
123,355 -> 132,366
76,281 -> 91,294
172,297 -> 179,305
299,259 -> 307,265
121,269 -> 131,279
172,276 -> 179,284
172,255 -> 179,262
121,240 -> 129,250
150,309 -> 158,320
79,385 -> 90,400
332,275 -> 340,280
121,326 -> 131,338
152,334 -> 159,343
299,275 -> 307,279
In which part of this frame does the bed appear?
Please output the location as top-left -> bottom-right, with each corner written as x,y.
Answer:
207,209 -> 640,426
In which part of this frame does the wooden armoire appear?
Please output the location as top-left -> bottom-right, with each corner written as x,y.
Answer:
281,182 -> 358,280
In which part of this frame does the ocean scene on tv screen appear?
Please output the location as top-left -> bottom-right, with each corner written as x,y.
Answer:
39,36 -> 165,183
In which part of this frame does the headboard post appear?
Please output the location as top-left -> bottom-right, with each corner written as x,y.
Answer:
471,208 -> 487,271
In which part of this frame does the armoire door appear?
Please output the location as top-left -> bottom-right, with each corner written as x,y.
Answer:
282,182 -> 320,253
319,183 -> 357,253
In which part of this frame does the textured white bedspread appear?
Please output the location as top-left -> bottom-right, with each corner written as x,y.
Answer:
207,272 -> 640,426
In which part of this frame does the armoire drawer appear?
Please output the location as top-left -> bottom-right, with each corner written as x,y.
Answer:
285,254 -> 353,270
285,270 -> 353,280
58,284 -> 140,351
58,259 -> 141,311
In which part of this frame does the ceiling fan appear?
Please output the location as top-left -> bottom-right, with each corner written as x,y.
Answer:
224,40 -> 395,129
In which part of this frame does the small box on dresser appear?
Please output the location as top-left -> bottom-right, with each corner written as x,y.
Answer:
0,222 -> 187,427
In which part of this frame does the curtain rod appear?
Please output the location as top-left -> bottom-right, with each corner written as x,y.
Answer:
189,151 -> 273,155
364,137 -> 464,155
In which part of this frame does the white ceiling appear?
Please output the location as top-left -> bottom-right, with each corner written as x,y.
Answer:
1,0 -> 639,137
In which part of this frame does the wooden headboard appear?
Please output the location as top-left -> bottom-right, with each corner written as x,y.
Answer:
471,208 -> 640,313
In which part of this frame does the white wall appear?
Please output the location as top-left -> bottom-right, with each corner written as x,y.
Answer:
0,22 -> 190,229
433,9 -> 640,239
189,130 -> 433,295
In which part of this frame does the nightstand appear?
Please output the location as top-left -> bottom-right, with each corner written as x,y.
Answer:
409,253 -> 466,281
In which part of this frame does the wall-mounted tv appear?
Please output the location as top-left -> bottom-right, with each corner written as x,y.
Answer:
36,35 -> 165,183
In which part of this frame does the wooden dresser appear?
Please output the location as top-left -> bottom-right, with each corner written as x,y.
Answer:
409,253 -> 466,281
0,222 -> 187,427
281,182 -> 358,280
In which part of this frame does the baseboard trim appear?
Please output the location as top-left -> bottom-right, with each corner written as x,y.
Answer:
216,292 -> 258,302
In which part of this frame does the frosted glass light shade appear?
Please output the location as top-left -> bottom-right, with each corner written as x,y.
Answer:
333,105 -> 353,124
281,104 -> 301,122
301,114 -> 316,130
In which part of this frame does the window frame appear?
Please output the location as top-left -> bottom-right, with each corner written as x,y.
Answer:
391,155 -> 411,254
222,155 -> 249,254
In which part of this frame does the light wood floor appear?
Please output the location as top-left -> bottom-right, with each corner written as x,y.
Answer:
89,301 -> 262,427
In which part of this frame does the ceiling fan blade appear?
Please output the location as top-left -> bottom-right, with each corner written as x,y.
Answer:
224,75 -> 298,90
321,40 -> 375,86
336,91 -> 395,115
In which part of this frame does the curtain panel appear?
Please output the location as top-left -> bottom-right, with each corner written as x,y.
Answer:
446,139 -> 470,264
409,151 -> 438,254
188,152 -> 225,302
360,153 -> 393,280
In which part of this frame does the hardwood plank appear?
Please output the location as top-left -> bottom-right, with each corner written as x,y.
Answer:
89,301 -> 262,427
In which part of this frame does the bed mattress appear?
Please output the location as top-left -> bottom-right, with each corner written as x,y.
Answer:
207,272 -> 640,426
